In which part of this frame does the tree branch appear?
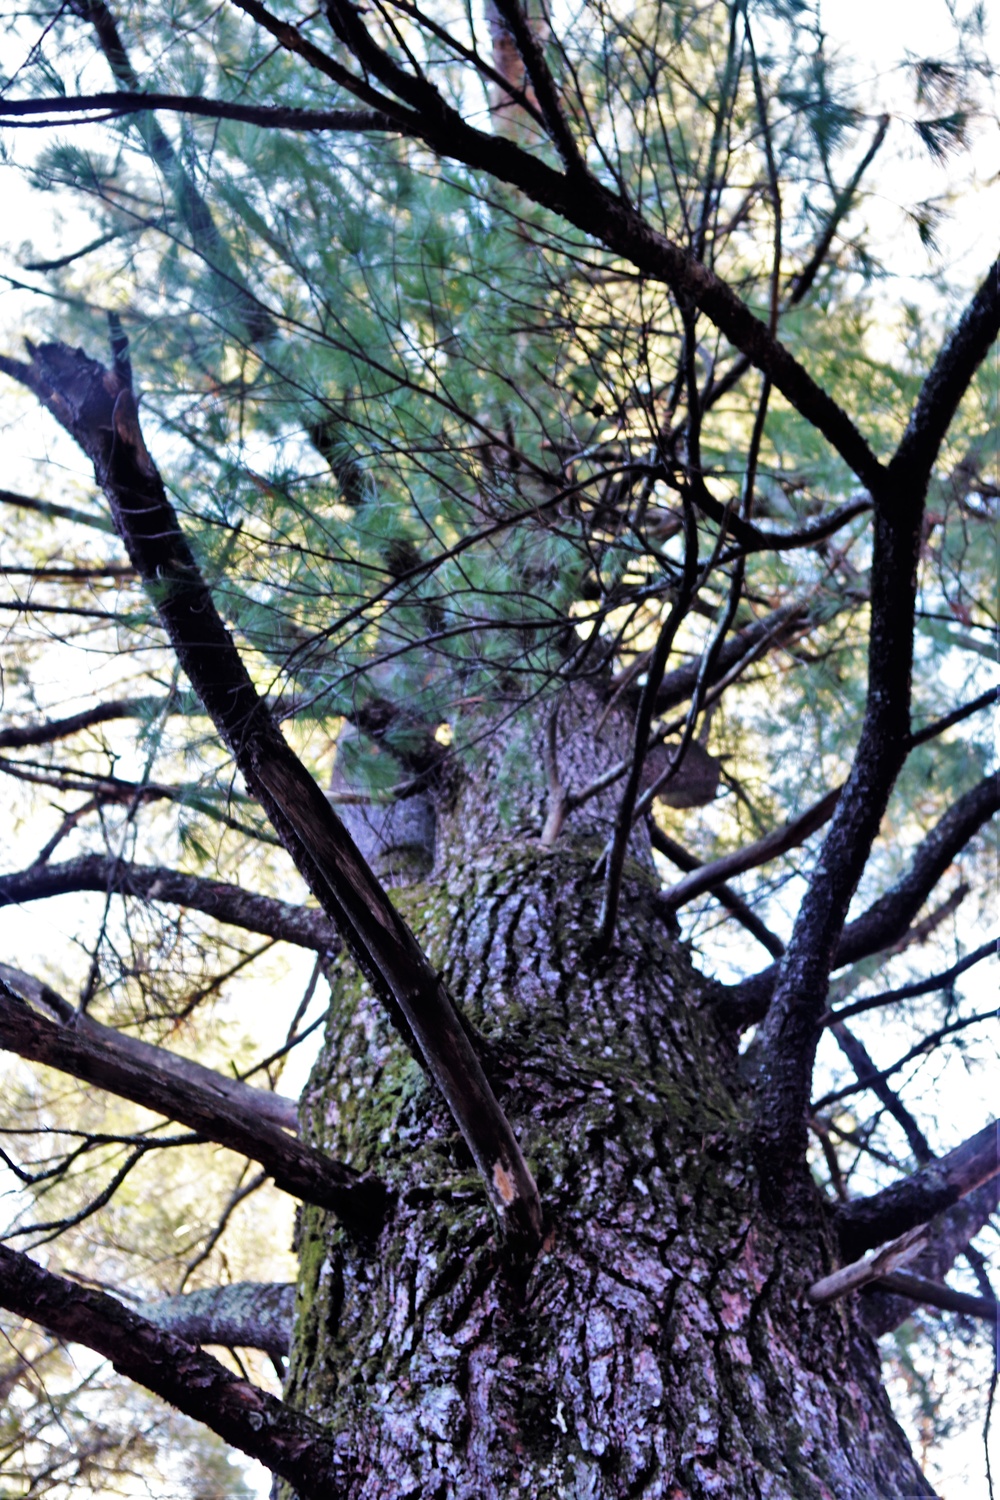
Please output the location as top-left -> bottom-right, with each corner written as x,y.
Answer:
859,1177 -> 1000,1335
836,1120 -> 999,1258
68,0 -> 275,342
140,1282 -> 295,1360
871,1269 -> 999,1324
828,1020 -> 931,1163
0,854 -> 341,954
659,783 -> 841,910
0,700 -> 145,750
0,970 -> 383,1228
235,0 -> 885,488
0,91 -> 398,133
642,601 -> 810,713
821,937 -> 996,1027
0,963 -> 298,1133
891,256 -> 1000,484
907,684 -> 998,750
649,823 -> 786,959
0,1246 -> 349,1496
721,771 -> 1000,1027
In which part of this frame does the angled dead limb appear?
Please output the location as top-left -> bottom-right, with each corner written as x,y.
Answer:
0,970 -> 383,1227
809,1224 -> 999,1323
836,1121 -> 999,1259
0,338 -> 541,1252
859,1177 -> 1000,1335
808,1223 -> 930,1304
0,1246 -> 348,1497
0,854 -> 341,955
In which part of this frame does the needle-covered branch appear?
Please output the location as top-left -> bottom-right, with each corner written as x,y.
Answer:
0,1245 -> 350,1496
0,338 -> 541,1251
232,0 -> 883,488
0,967 -> 383,1227
836,1120 -> 999,1258
70,0 -> 274,341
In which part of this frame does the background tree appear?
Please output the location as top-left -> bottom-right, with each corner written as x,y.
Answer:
0,0 -> 996,1496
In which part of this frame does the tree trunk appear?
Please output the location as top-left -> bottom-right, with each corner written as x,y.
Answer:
284,709 -> 934,1500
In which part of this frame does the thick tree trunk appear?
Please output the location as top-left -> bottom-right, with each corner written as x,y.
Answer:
284,714 -> 933,1500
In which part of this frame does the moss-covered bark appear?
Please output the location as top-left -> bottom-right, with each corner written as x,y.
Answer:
284,830 -> 933,1499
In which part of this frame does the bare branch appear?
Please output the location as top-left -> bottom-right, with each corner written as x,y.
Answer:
0,91 -> 399,133
0,1245 -> 348,1496
822,937 -> 996,1027
0,484 -> 116,534
140,1283 -> 294,1359
0,971 -> 383,1228
0,854 -> 341,954
871,1270 -> 999,1324
0,963 -> 298,1133
907,685 -> 998,749
660,784 -> 841,910
649,823 -> 786,959
0,701 -> 148,750
828,1020 -> 931,1163
836,1120 -> 999,1258
721,771 -> 1000,1028
860,1177 -> 1000,1335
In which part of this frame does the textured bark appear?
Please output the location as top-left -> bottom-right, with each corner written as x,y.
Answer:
284,805 -> 934,1497
141,1283 -> 295,1359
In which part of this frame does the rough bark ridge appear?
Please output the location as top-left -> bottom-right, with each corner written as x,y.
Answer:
285,788 -> 931,1497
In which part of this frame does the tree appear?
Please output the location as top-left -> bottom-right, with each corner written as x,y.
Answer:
0,0 -> 996,1495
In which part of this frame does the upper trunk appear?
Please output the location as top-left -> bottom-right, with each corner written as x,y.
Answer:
284,707 -> 932,1500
